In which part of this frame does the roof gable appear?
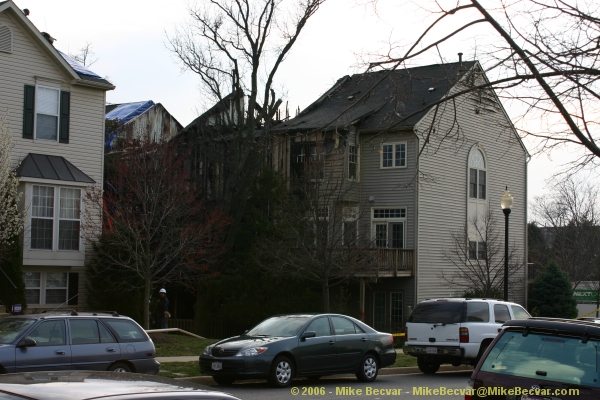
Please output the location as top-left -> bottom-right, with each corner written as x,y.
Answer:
0,0 -> 114,90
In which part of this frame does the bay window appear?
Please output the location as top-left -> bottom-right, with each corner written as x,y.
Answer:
31,185 -> 81,251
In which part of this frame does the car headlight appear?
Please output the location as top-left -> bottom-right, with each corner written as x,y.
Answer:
203,345 -> 214,356
235,347 -> 268,357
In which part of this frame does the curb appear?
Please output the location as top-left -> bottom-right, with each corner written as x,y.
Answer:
175,365 -> 474,385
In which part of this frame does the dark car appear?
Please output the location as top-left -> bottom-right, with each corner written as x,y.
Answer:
0,371 -> 240,400
0,311 -> 159,374
199,313 -> 396,387
467,317 -> 600,400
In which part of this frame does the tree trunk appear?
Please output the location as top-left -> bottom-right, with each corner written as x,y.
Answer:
322,280 -> 330,312
143,274 -> 151,329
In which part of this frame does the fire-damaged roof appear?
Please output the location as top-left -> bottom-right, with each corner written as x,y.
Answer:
276,61 -> 477,133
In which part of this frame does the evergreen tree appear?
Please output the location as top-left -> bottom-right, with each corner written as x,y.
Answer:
529,262 -> 577,318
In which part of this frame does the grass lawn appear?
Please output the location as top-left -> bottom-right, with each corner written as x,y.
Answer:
155,334 -> 416,378
152,333 -> 218,357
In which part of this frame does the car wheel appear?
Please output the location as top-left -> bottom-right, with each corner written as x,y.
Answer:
212,375 -> 236,385
417,357 -> 440,374
356,354 -> 378,382
306,376 -> 321,380
108,362 -> 132,373
474,342 -> 490,366
268,356 -> 294,387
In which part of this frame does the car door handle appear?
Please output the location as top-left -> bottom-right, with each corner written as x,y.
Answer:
361,338 -> 368,342
55,350 -> 66,355
106,348 -> 116,353
498,329 -> 501,332
329,340 -> 335,345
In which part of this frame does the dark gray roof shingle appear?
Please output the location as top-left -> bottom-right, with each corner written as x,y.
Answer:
277,61 -> 476,132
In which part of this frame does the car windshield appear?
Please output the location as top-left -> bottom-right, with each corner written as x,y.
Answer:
480,329 -> 600,387
246,316 -> 310,337
0,318 -> 35,344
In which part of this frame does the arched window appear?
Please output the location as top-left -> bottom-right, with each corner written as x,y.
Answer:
469,148 -> 486,200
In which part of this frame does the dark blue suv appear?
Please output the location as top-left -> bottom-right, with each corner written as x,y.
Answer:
0,311 -> 159,374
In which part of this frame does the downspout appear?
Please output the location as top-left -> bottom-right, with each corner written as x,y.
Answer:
413,133 -> 419,315
524,152 -> 530,308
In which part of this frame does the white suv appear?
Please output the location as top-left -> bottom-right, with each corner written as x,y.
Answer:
403,298 -> 530,374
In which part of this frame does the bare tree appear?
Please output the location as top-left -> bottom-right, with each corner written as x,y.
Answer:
167,0 -> 326,248
253,140 -> 378,311
69,42 -> 99,67
442,207 -> 524,298
0,112 -> 24,251
84,139 -> 229,328
363,0 -> 600,174
531,176 -> 600,286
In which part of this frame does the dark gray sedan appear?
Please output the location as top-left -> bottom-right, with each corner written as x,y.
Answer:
0,371 -> 239,399
0,312 -> 159,374
199,313 -> 396,387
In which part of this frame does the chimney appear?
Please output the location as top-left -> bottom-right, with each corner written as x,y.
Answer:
458,52 -> 463,68
41,32 -> 56,46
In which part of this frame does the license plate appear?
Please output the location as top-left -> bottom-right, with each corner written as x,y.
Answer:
211,362 -> 222,371
426,347 -> 437,354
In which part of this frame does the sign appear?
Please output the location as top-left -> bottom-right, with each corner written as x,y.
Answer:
574,290 -> 600,302
12,304 -> 21,313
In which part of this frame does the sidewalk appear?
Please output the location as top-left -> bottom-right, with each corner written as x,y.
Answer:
156,357 -> 473,385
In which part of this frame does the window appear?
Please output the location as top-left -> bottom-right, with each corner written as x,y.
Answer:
25,320 -> 66,346
466,302 -> 490,322
511,305 -> 531,319
23,271 -> 69,305
372,208 -> 406,249
494,304 -> 511,323
59,188 -> 81,250
469,241 -> 486,260
31,186 -> 54,250
23,85 -> 70,143
35,86 -> 60,141
70,319 -> 101,345
331,316 -> 357,335
23,272 -> 41,304
342,207 -> 358,247
348,145 -> 358,180
373,292 -> 386,331
391,292 -> 403,331
291,142 -> 324,181
45,272 -> 68,304
468,148 -> 486,199
381,142 -> 406,168
102,319 -> 147,343
305,317 -> 331,337
30,185 -> 81,251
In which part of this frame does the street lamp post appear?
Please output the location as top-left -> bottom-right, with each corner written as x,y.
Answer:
500,187 -> 514,301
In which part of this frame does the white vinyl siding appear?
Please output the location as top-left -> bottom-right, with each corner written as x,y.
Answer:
414,68 -> 527,304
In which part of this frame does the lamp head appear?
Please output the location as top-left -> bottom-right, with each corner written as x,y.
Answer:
500,186 -> 514,210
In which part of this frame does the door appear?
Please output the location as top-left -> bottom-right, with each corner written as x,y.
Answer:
15,320 -> 71,371
297,317 -> 337,373
331,316 -> 369,370
69,319 -> 121,370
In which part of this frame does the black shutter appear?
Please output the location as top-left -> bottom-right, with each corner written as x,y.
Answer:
68,273 -> 79,305
59,91 -> 70,143
22,85 -> 35,139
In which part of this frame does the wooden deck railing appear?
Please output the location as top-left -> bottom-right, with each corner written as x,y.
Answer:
365,249 -> 414,277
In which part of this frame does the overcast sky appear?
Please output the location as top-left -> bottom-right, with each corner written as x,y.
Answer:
17,0 -> 590,209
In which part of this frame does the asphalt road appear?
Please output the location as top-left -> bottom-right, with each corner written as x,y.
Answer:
210,371 -> 473,400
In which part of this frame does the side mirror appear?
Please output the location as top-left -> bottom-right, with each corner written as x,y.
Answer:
301,331 -> 316,341
17,338 -> 37,348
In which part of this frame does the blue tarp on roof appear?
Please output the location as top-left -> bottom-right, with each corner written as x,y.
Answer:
106,101 -> 155,125
56,49 -> 103,79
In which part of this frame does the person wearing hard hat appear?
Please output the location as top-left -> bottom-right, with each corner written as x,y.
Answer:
156,288 -> 170,329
